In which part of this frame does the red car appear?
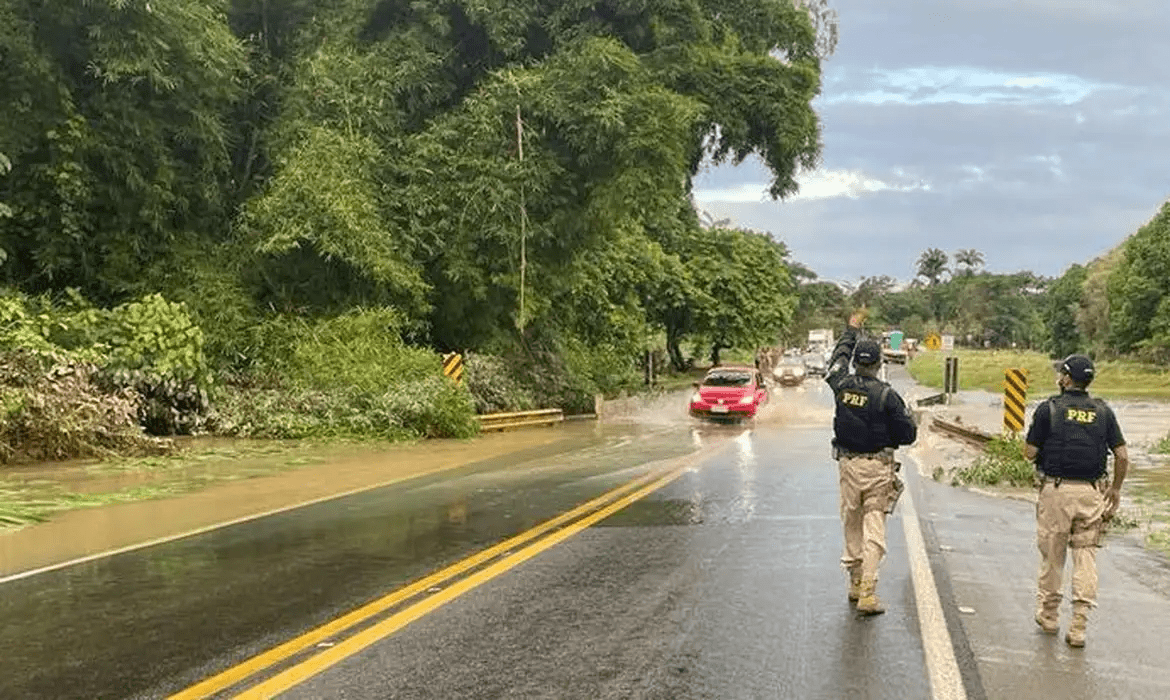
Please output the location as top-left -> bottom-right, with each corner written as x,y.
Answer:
689,365 -> 770,421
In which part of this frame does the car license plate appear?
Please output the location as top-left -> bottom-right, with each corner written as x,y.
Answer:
711,405 -> 729,414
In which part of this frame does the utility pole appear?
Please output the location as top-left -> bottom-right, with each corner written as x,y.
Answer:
516,104 -> 527,333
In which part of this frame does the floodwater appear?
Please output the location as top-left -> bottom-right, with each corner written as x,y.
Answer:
3,377 -> 1168,578
0,382 -> 841,579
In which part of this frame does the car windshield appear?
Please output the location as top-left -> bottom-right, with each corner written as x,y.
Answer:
703,371 -> 753,387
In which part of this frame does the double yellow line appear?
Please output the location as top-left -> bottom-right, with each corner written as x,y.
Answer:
171,458 -> 695,699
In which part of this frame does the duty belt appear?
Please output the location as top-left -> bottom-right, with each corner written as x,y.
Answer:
835,446 -> 895,462
1037,472 -> 1102,488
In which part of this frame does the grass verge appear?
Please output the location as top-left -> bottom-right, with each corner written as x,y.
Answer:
950,434 -> 1036,487
908,348 -> 1170,400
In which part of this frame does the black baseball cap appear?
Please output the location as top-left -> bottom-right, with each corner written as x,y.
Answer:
1058,354 -> 1095,383
855,339 -> 882,365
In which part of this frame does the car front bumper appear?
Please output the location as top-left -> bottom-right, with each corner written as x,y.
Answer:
689,403 -> 759,419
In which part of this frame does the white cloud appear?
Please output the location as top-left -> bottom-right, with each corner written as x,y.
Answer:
822,66 -> 1119,106
695,169 -> 932,203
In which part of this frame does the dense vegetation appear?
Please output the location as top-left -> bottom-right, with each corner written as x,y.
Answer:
1,1 -> 1167,464
0,0 -> 831,460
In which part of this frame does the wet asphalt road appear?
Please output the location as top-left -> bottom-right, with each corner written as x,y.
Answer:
3,372 -> 1170,699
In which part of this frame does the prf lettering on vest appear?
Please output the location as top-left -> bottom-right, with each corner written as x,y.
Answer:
842,391 -> 868,408
1065,408 -> 1097,424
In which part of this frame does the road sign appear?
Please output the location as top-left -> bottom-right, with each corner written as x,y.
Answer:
1003,368 -> 1028,433
924,333 -> 941,351
941,334 -> 954,352
442,352 -> 464,383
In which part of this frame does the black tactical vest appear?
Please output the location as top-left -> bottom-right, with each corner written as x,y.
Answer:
832,376 -> 892,453
1040,392 -> 1109,481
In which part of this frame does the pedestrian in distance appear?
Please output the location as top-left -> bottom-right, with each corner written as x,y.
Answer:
825,308 -> 918,615
1024,354 -> 1128,648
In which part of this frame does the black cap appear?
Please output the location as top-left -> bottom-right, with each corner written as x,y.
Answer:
1059,354 -> 1095,383
855,339 -> 882,365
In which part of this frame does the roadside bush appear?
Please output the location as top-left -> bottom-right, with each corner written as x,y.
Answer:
953,435 -> 1036,487
95,294 -> 213,435
496,336 -> 641,415
0,351 -> 167,463
208,308 -> 479,440
463,352 -> 536,414
209,377 -> 477,440
278,308 -> 438,392
1153,432 -> 1170,454
2,289 -> 213,436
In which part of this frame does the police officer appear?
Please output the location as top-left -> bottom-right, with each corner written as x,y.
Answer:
825,309 -> 918,615
1024,354 -> 1128,647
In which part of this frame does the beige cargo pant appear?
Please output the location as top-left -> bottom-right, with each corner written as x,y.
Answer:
838,455 -> 898,581
1036,480 -> 1107,611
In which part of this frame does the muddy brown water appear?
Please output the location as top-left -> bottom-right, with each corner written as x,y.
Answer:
0,428 -> 618,577
3,380 -> 1169,578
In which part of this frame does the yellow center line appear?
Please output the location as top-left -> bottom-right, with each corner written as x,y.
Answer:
169,462 -> 680,699
232,462 -> 692,699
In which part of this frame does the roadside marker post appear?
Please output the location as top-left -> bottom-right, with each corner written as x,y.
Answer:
944,356 -> 959,396
1003,368 -> 1028,434
442,352 -> 464,383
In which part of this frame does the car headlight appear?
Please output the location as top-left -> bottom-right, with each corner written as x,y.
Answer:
691,392 -> 702,403
738,394 -> 755,404
794,367 -> 805,376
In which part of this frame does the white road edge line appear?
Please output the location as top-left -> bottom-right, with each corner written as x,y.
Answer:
902,472 -> 968,700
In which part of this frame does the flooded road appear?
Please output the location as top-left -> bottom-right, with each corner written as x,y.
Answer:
2,375 -> 1169,699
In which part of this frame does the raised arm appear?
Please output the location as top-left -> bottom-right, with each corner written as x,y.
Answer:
825,309 -> 867,389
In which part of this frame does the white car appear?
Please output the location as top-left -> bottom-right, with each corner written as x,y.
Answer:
774,357 -> 807,386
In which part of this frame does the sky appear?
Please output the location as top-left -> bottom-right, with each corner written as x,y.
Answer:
691,0 -> 1170,286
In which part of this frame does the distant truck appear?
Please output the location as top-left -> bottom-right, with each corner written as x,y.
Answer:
881,329 -> 908,364
807,328 -> 834,352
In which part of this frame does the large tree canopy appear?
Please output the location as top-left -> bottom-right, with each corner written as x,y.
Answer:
1,0 -> 825,374
1109,200 -> 1170,359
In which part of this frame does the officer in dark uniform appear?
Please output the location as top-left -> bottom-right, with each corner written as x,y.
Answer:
1024,353 -> 1128,647
825,309 -> 918,615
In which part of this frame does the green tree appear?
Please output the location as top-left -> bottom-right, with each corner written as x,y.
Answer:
788,278 -> 847,347
954,248 -> 984,276
690,227 -> 796,365
851,275 -> 897,307
916,248 -> 950,286
1043,264 -> 1088,357
0,0 -> 247,301
1108,200 -> 1170,360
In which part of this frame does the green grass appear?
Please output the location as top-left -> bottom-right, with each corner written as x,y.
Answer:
1153,433 -> 1170,454
952,434 -> 1036,487
1147,530 -> 1170,557
908,348 -> 1170,400
0,484 -> 189,529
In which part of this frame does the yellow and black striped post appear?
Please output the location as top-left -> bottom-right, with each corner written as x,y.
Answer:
1003,368 -> 1028,434
442,352 -> 464,383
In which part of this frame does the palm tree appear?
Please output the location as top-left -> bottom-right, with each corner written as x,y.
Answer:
916,248 -> 949,286
699,209 -> 731,229
954,248 -> 984,276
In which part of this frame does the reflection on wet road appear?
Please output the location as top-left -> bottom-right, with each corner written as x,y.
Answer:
0,419 -> 707,699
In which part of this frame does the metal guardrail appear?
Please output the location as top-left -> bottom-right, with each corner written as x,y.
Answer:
930,416 -> 995,448
477,408 -> 565,432
916,393 -> 947,407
